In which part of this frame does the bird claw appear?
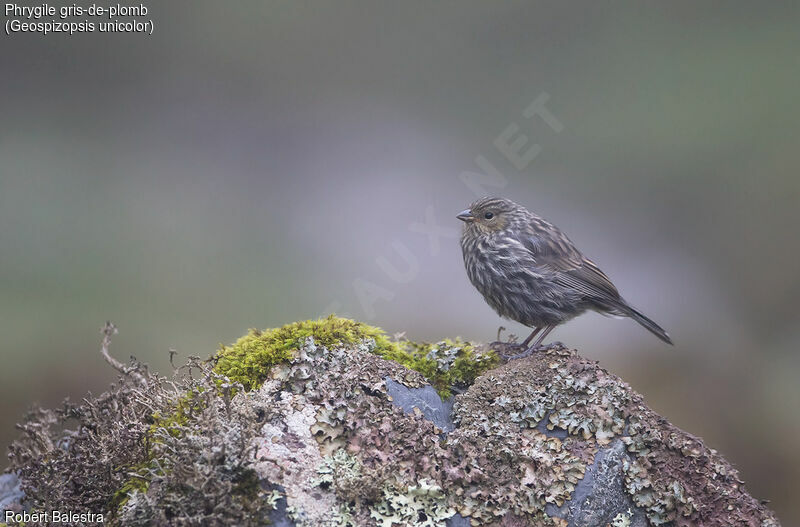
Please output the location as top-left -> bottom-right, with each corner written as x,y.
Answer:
503,341 -> 568,360
529,341 -> 568,353
504,347 -> 537,360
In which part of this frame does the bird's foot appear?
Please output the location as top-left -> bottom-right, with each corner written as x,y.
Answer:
539,341 -> 566,351
490,341 -> 524,361
504,346 -> 538,360
531,341 -> 572,355
503,341 -> 569,360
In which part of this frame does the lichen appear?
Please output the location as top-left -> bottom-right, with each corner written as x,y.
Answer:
314,449 -> 362,491
6,385 -> 155,519
489,348 -> 630,446
618,410 -> 776,527
6,357 -> 281,526
149,387 -> 208,438
117,375 -> 279,525
611,508 -> 633,527
109,461 -> 157,512
112,386 -> 211,513
369,479 -> 455,527
5,320 -> 782,527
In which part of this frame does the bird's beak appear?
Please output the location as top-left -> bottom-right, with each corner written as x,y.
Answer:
457,209 -> 475,223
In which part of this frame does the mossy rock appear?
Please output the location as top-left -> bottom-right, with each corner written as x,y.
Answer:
4,319 -> 782,526
213,315 -> 498,397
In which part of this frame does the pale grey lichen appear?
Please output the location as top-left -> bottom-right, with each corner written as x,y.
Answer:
611,508 -> 634,527
315,449 -> 362,489
425,343 -> 460,372
369,479 -> 455,527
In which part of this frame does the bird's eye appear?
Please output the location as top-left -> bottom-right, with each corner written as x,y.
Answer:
484,212 -> 494,220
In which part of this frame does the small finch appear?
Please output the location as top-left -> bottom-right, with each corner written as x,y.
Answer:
458,197 -> 672,354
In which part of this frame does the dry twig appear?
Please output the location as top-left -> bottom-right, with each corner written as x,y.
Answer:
100,321 -> 148,388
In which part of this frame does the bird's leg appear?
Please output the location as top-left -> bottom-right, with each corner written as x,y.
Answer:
529,325 -> 553,349
520,327 -> 541,348
529,325 -> 556,351
531,326 -> 555,349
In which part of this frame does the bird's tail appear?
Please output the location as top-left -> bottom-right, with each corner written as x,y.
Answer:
620,303 -> 673,345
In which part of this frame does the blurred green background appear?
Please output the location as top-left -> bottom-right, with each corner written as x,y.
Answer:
1,1 -> 799,523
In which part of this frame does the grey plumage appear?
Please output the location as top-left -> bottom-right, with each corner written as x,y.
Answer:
458,197 -> 672,349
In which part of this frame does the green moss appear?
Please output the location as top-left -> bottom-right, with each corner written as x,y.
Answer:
213,316 -> 498,397
111,389 -> 207,514
381,339 -> 499,397
214,316 -> 404,390
149,389 -> 207,438
109,460 -> 157,512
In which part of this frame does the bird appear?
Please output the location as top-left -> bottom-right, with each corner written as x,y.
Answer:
457,197 -> 672,356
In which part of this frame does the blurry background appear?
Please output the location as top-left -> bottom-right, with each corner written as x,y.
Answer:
1,1 -> 799,523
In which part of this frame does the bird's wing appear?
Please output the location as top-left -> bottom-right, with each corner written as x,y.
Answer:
556,258 -> 621,305
520,219 -> 622,305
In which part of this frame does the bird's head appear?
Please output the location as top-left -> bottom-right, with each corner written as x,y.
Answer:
457,197 -> 527,236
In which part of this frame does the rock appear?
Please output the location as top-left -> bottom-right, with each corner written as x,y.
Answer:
385,377 -> 456,433
0,472 -> 24,513
3,319 -> 782,527
544,439 -> 648,527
